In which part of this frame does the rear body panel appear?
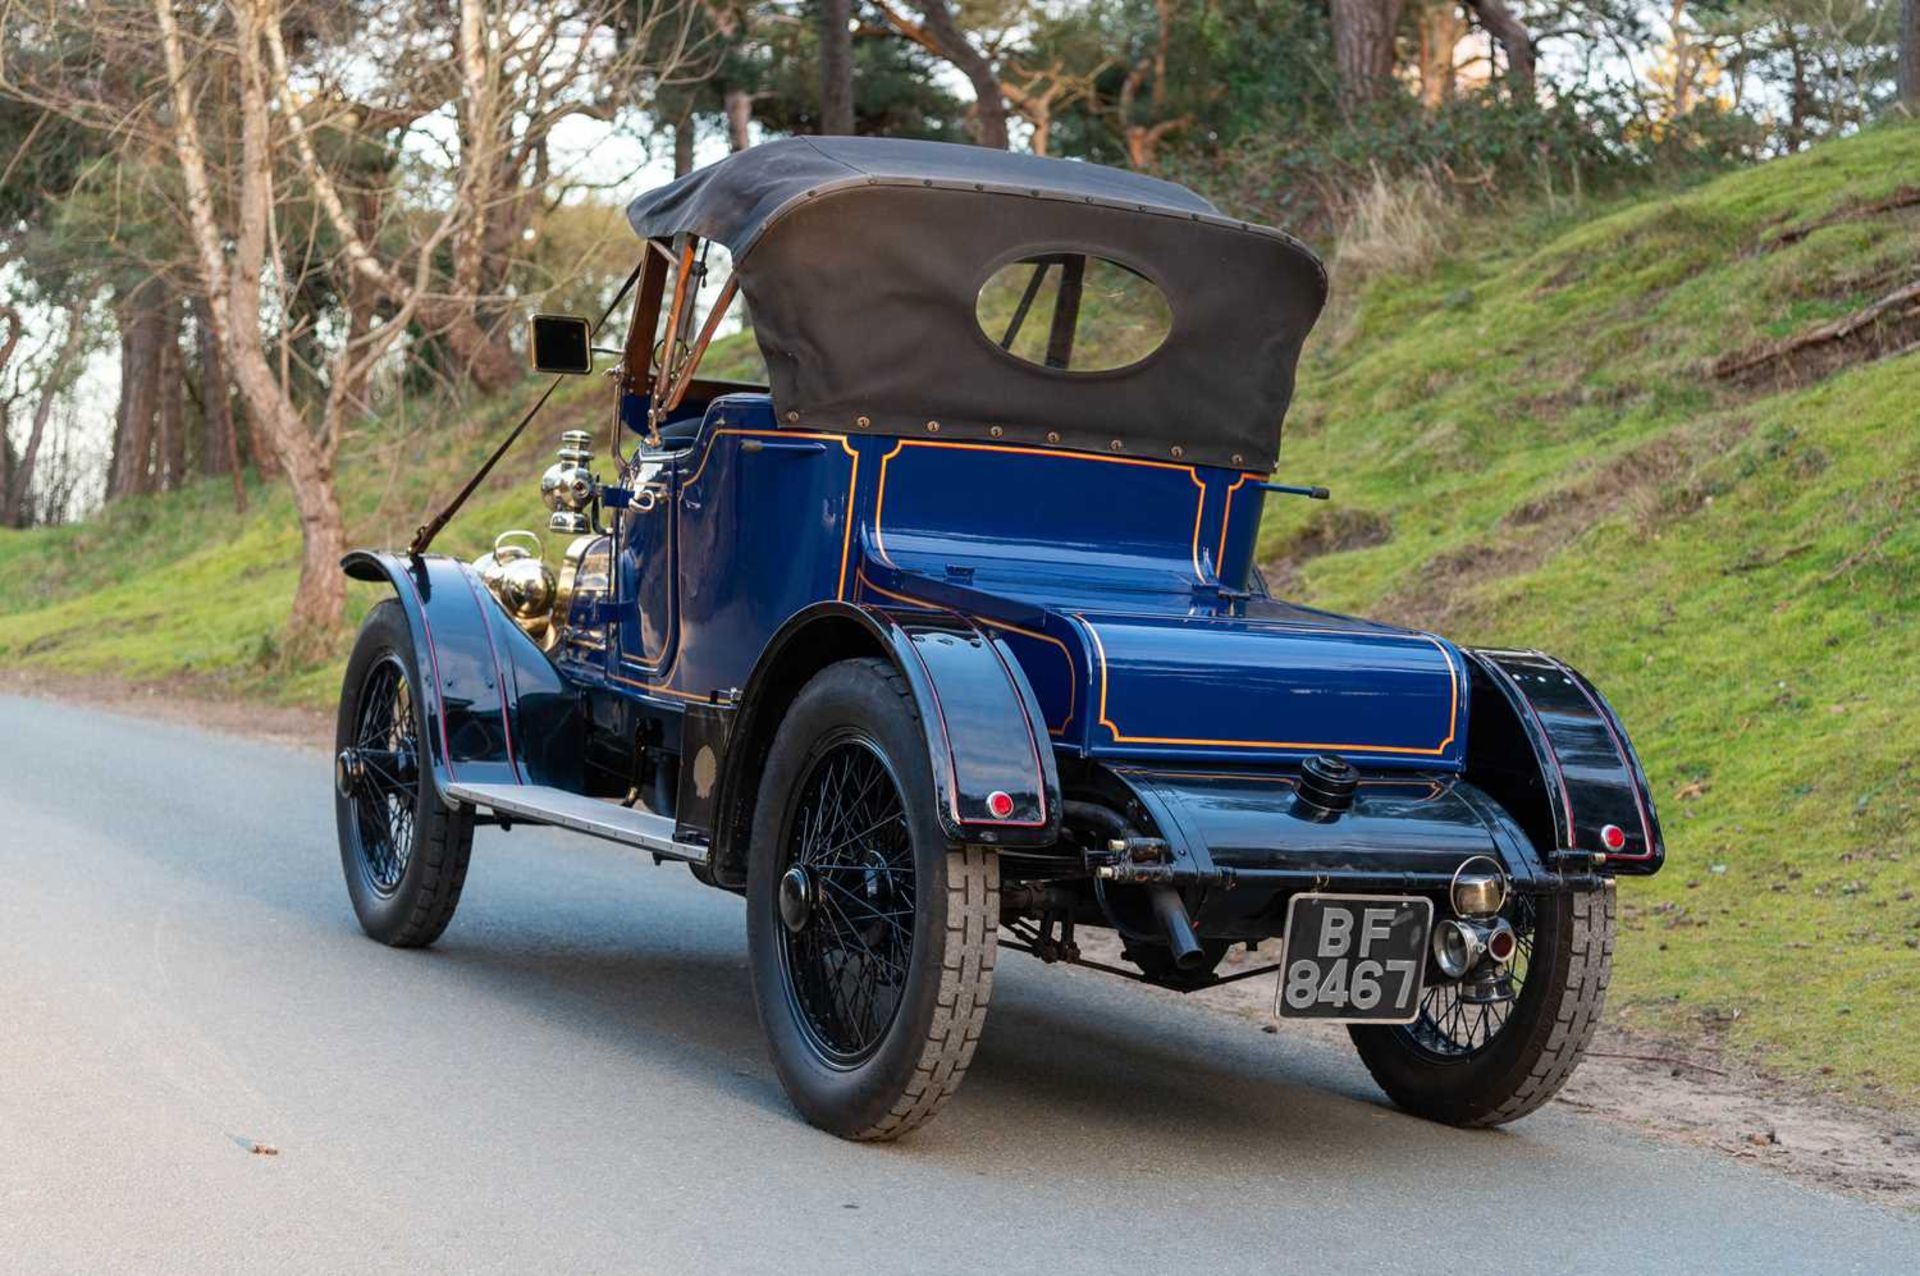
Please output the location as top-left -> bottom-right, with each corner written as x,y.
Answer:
1074,610 -> 1463,768
853,435 -> 1465,772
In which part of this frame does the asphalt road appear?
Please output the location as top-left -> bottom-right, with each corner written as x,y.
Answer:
1,694 -> 1913,1274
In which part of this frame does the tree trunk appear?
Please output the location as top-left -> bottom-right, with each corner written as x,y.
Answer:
724,87 -> 753,151
13,293 -> 93,524
436,0 -> 517,393
1331,0 -> 1407,109
1417,3 -> 1465,108
1467,0 -> 1535,101
156,304 -> 185,490
0,422 -> 12,526
1666,0 -> 1694,119
110,280 -> 169,500
156,0 -> 344,634
329,189 -> 384,423
241,397 -> 279,481
195,298 -> 247,511
1899,0 -> 1918,108
914,0 -> 1009,148
422,299 -> 522,392
820,0 -> 855,135
0,306 -> 19,384
0,305 -> 20,525
1026,100 -> 1051,156
106,334 -> 134,497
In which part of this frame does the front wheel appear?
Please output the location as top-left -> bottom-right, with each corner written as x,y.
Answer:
746,658 -> 998,1141
1349,884 -> 1615,1127
334,599 -> 474,947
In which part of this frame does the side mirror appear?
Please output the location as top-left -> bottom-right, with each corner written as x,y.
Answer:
529,313 -> 592,375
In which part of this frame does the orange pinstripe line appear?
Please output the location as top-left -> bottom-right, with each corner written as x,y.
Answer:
1216,473 -> 1254,570
610,426 -> 858,695
875,439 -> 1209,584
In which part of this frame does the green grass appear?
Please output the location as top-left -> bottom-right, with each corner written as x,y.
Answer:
0,376 -> 616,702
1,123 -> 1914,1107
1264,121 -> 1918,1106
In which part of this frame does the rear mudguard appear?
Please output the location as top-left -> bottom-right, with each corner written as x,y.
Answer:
881,609 -> 1060,840
1462,648 -> 1665,875
342,551 -> 585,799
711,601 -> 1061,885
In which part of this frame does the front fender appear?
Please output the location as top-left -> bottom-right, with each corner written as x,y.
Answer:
342,550 -> 585,800
1462,648 -> 1664,875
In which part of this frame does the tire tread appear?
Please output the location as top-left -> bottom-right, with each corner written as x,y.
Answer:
1460,883 -> 1615,1126
381,798 -> 475,948
337,599 -> 475,949
854,843 -> 999,1140
840,658 -> 999,1141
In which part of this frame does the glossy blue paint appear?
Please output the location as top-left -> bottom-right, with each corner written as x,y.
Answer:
555,399 -> 1473,769
1071,610 -> 1464,767
355,381 -> 1658,879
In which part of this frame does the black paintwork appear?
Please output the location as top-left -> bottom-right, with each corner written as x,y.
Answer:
1463,649 -> 1665,875
712,602 -> 1060,860
343,551 -> 584,796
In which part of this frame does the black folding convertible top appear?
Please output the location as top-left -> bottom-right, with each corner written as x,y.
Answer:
625,137 -> 1325,472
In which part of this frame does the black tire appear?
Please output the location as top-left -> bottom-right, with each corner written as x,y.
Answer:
746,657 -> 998,1141
334,598 -> 474,948
1349,884 -> 1615,1127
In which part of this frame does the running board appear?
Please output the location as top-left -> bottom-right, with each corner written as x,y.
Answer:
444,782 -> 708,863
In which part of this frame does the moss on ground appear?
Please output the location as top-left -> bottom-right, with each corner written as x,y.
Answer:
2,123 -> 1914,1106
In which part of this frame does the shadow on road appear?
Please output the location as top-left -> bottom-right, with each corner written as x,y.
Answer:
378,853 -> 1517,1179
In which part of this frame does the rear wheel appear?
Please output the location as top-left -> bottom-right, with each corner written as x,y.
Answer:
1348,884 -> 1614,1126
334,599 -> 474,947
747,658 -> 998,1140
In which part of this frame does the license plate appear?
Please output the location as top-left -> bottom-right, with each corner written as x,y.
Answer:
1276,894 -> 1432,1023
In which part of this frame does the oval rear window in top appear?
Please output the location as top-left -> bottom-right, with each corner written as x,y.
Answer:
976,254 -> 1171,374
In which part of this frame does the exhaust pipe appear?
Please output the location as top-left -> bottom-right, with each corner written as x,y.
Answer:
1148,885 -> 1206,971
1066,798 -> 1205,971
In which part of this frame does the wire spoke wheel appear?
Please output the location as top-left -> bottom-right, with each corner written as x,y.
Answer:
776,734 -> 917,1068
748,657 -> 997,1139
334,600 -> 473,948
1404,895 -> 1537,1059
345,653 -> 419,898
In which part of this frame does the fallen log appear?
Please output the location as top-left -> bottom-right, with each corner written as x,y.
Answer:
1762,186 -> 1920,251
1712,278 -> 1920,384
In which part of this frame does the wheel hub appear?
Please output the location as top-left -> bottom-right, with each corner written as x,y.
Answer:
335,748 -> 365,798
335,746 -> 417,798
778,864 -> 814,933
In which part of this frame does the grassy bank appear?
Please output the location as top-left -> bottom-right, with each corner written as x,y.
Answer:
1264,123 -> 1917,1103
2,124 -> 1914,1106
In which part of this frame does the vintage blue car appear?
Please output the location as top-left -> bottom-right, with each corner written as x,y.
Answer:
334,138 -> 1664,1141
